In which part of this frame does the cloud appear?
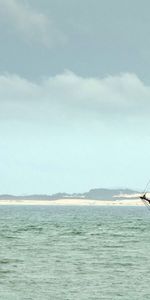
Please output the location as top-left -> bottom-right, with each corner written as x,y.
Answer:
0,0 -> 66,46
0,71 -> 149,125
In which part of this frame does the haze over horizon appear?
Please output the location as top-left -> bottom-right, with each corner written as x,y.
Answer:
0,0 -> 150,194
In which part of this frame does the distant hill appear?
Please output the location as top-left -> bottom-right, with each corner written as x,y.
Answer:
84,188 -> 138,200
0,188 -> 139,201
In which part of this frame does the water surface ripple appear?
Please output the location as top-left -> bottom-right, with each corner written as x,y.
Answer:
0,206 -> 150,300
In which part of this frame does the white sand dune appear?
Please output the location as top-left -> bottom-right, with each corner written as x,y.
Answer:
0,198 -> 144,206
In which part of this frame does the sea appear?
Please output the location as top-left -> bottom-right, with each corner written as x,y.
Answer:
0,205 -> 150,300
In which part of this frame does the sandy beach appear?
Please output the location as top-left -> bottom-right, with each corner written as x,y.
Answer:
0,198 -> 144,206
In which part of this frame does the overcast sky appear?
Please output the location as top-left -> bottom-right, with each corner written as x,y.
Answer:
0,0 -> 150,194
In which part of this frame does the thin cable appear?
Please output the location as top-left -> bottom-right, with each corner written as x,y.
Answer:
143,179 -> 150,194
141,198 -> 150,211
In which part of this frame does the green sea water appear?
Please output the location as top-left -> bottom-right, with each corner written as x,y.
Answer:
0,205 -> 150,300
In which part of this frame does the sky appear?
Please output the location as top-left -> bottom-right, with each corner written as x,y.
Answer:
0,0 -> 150,194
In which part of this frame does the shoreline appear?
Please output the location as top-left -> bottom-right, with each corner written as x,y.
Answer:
0,198 -> 144,206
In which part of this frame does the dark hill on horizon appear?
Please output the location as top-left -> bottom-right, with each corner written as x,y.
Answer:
0,188 -> 139,201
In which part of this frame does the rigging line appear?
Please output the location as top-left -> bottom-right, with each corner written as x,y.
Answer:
141,198 -> 150,211
143,179 -> 150,194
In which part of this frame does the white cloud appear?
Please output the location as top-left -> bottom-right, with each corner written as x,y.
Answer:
0,71 -> 149,124
0,0 -> 66,46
